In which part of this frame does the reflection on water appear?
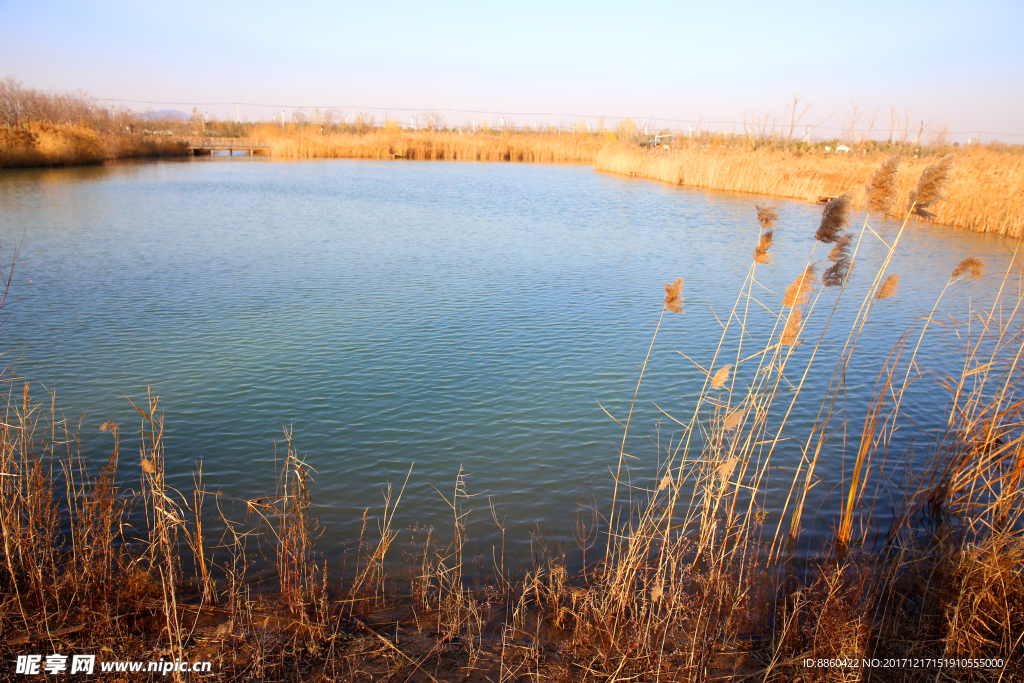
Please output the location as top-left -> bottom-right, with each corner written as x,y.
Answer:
0,157 -> 1017,570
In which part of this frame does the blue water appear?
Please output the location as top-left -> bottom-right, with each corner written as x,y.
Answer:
0,156 -> 1015,572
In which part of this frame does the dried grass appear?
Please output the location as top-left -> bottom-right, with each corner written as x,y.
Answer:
816,192 -> 852,244
756,203 -> 779,230
0,123 -> 186,168
952,256 -> 985,280
909,153 -> 955,219
865,154 -> 900,214
822,233 -> 854,288
595,144 -> 1024,237
664,277 -> 685,313
754,230 -> 774,264
780,307 -> 803,345
255,125 -> 604,164
783,265 -> 817,307
875,273 -> 900,300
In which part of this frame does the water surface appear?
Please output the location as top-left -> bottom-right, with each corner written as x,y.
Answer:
0,157 -> 1015,571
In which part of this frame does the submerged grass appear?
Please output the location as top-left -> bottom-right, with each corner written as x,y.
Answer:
2,150 -> 1023,683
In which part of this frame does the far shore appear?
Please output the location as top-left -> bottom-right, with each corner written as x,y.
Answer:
3,123 -> 1022,237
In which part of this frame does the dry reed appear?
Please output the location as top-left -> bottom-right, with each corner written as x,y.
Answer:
908,154 -> 955,218
816,192 -> 852,243
253,125 -> 605,164
823,232 -> 854,287
783,265 -> 817,307
754,230 -> 774,264
710,364 -> 731,388
875,274 -> 900,299
865,155 -> 900,214
780,308 -> 803,345
952,256 -> 985,280
0,123 -> 188,168
664,277 -> 685,313
595,144 -> 1024,237
756,202 -> 779,230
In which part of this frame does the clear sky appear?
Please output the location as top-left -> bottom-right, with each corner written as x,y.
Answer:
2,0 -> 1022,141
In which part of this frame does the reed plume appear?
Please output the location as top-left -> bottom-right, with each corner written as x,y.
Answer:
711,364 -> 731,389
716,458 -> 738,484
784,265 -> 817,307
822,233 -> 853,288
664,277 -> 685,313
875,274 -> 900,300
756,203 -> 779,230
723,406 -> 747,432
815,192 -> 852,244
865,155 -> 900,215
754,230 -> 774,264
908,154 -> 955,219
951,256 -> 984,280
780,308 -> 803,345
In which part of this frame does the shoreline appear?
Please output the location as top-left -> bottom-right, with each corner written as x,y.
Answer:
0,124 -> 190,169
4,127 -> 1023,237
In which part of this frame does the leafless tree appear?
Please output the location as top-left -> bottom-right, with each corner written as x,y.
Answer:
786,91 -> 813,147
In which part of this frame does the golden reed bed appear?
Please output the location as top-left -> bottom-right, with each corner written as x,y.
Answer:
255,126 -> 1024,238
593,144 -> 1024,238
0,123 -> 187,168
4,123 -> 1022,237
253,125 -> 606,163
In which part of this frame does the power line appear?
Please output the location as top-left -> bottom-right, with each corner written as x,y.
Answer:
101,98 -> 1024,138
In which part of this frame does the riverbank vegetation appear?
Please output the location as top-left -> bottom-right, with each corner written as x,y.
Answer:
3,77 -> 1023,237
594,144 -> 1024,238
0,78 -> 188,167
2,155 -> 1022,681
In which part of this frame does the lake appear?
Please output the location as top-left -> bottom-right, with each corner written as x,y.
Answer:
0,156 -> 1014,574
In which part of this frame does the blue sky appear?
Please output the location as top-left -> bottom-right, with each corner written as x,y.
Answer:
2,0 -> 1022,140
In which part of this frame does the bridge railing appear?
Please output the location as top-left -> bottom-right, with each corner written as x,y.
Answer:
186,137 -> 271,149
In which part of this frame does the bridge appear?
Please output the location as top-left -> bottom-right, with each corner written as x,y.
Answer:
185,137 -> 271,155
